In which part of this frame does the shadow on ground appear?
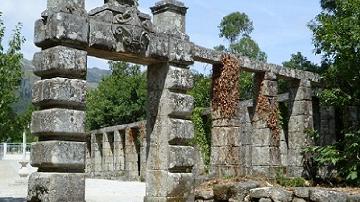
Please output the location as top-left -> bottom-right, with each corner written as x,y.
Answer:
0,197 -> 26,202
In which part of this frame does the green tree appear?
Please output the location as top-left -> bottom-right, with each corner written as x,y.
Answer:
0,13 -> 26,142
189,72 -> 211,108
282,52 -> 320,72
218,12 -> 254,43
309,0 -> 360,105
230,36 -> 267,62
86,62 -> 147,130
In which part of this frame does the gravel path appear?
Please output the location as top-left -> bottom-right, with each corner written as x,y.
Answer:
0,160 -> 145,202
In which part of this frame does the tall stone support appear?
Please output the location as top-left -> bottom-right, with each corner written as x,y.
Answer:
210,83 -> 248,178
287,79 -> 314,177
114,130 -> 125,174
125,128 -> 140,180
145,1 -> 195,201
28,0 -> 88,201
251,72 -> 281,177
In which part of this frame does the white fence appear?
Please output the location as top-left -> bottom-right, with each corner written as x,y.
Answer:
0,143 -> 31,160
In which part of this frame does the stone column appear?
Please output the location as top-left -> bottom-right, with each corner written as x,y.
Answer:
145,1 -> 195,201
210,64 -> 246,178
28,0 -> 88,201
114,130 -> 125,176
287,79 -> 314,177
125,128 -> 140,181
251,72 -> 281,177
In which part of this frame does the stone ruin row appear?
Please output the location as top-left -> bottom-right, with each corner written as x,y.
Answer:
28,0 -> 320,201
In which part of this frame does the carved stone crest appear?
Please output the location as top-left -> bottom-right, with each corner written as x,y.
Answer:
112,7 -> 153,54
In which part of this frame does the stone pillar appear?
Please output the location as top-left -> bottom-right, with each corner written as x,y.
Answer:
28,0 -> 88,201
146,1 -> 195,201
251,72 -> 281,177
125,128 -> 140,180
210,65 -> 246,178
114,130 -> 125,176
288,79 -> 314,177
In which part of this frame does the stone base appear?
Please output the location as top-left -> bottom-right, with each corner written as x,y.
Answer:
27,172 -> 85,202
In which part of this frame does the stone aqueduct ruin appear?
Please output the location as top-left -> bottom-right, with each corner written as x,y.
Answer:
28,0 -> 320,201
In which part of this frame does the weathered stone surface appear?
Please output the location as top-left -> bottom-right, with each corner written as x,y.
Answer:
33,46 -> 87,79
249,187 -> 293,202
211,146 -> 242,165
47,0 -> 85,10
289,100 -> 313,116
32,78 -> 86,109
164,92 -> 194,118
293,187 -> 310,199
165,66 -> 193,90
292,197 -> 307,202
146,170 -> 194,199
168,118 -> 194,145
31,108 -> 85,138
31,141 -> 85,170
27,172 -> 85,202
348,194 -> 360,202
35,12 -> 88,48
261,80 -> 278,97
168,38 -> 193,63
211,127 -> 242,146
252,147 -> 281,166
309,189 -> 347,202
259,198 -> 272,202
195,189 -> 213,200
192,45 -> 321,82
168,146 -> 194,172
151,0 -> 187,34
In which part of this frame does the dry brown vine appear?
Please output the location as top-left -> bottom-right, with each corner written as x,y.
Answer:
211,54 -> 241,118
255,78 -> 281,146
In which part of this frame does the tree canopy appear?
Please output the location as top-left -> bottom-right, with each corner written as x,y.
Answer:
0,13 -> 30,142
309,0 -> 360,106
86,62 -> 147,130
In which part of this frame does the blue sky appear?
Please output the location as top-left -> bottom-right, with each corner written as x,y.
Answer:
1,0 -> 322,73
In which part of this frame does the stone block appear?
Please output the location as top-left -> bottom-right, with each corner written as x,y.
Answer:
32,78 -> 86,109
27,172 -> 85,202
47,0 -> 85,10
33,46 -> 87,79
287,149 -> 304,167
168,37 -> 193,64
261,80 -> 278,97
249,187 -> 293,202
210,165 -> 244,178
165,66 -> 193,91
31,141 -> 85,170
147,143 -> 169,170
309,189 -> 347,202
289,100 -> 313,116
289,86 -> 312,101
148,33 -> 170,59
252,146 -> 280,166
164,92 -> 194,118
288,115 -> 313,133
293,187 -> 310,199
31,108 -> 85,139
168,146 -> 194,172
88,19 -> 115,51
34,12 -> 88,48
288,131 -> 312,149
211,127 -> 242,146
287,166 -> 304,177
252,128 -> 271,147
211,146 -> 242,165
168,118 -> 194,145
146,170 -> 194,198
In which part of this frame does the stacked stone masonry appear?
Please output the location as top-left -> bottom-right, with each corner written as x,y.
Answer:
29,0 -> 323,200
29,0 -> 88,201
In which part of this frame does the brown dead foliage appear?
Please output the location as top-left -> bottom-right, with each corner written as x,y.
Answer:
211,54 -> 241,119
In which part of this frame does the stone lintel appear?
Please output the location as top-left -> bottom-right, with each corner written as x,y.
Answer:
27,172 -> 85,202
31,141 -> 86,170
31,108 -> 85,139
33,46 -> 87,79
32,78 -> 86,109
192,45 -> 320,82
34,12 -> 88,49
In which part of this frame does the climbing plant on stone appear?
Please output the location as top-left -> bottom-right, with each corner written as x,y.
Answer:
211,54 -> 241,118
